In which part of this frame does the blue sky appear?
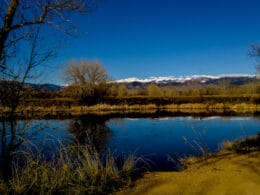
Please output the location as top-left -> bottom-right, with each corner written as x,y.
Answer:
45,0 -> 260,84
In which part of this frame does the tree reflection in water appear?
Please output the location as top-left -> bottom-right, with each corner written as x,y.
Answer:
0,118 -> 33,181
0,115 -> 113,181
69,115 -> 113,153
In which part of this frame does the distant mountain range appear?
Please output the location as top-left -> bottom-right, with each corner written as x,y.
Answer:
28,74 -> 258,91
115,74 -> 257,89
27,83 -> 63,91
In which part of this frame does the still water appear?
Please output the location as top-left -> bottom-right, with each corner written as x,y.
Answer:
1,116 -> 259,170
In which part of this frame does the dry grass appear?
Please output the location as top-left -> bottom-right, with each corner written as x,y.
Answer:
180,134 -> 260,169
162,103 -> 260,113
1,102 -> 260,117
0,144 -> 140,194
230,103 -> 259,112
222,133 -> 260,153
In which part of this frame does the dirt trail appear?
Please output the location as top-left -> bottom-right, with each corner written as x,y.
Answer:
116,151 -> 260,195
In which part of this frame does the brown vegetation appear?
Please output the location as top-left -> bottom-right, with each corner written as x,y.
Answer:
64,60 -> 110,105
2,81 -> 260,116
0,144 -> 139,194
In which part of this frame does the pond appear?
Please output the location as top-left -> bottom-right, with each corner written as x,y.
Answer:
0,116 -> 259,171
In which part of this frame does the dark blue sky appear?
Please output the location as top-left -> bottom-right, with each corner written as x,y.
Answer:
47,0 -> 260,84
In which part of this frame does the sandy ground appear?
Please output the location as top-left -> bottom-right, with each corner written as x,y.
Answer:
115,151 -> 260,195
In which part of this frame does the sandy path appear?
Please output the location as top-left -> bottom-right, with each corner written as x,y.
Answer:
116,151 -> 260,195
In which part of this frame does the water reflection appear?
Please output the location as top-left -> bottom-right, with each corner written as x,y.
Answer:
107,116 -> 260,170
0,115 -> 259,173
0,119 -> 36,181
69,115 -> 113,153
0,118 -> 71,181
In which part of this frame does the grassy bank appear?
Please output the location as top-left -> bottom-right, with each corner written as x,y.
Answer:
0,134 -> 258,194
116,134 -> 260,195
1,102 -> 260,117
0,145 -> 140,194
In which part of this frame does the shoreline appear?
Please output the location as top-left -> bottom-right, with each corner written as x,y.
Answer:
115,135 -> 260,195
1,102 -> 260,118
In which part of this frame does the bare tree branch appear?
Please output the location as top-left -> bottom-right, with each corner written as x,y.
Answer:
0,0 -> 88,70
0,0 -> 92,114
65,61 -> 110,104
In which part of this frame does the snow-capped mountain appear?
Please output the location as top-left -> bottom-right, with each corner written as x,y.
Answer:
115,74 -> 256,88
26,74 -> 257,91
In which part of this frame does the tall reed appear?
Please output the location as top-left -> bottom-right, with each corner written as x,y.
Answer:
0,144 -> 140,194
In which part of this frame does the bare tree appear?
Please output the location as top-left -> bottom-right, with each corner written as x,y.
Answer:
0,0 -> 89,70
65,60 -> 110,104
255,65 -> 260,80
0,0 -> 95,185
0,0 -> 94,115
250,43 -> 260,78
0,27 -> 49,116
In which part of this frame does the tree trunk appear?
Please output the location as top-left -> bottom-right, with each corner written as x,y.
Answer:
0,0 -> 20,65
